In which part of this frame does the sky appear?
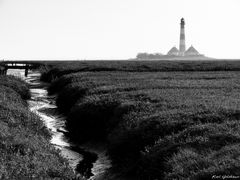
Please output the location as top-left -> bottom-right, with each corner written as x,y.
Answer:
0,0 -> 240,60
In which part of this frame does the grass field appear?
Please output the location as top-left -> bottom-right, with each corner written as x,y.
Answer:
40,60 -> 240,179
40,60 -> 240,82
0,75 -> 75,179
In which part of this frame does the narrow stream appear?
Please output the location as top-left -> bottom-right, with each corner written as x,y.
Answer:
7,70 -> 111,180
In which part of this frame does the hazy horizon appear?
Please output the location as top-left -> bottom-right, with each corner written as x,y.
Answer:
0,0 -> 240,60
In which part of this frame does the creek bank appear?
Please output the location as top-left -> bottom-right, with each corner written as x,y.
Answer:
1,70 -> 75,179
25,70 -> 111,179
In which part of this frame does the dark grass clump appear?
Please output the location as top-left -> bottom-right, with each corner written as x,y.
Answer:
56,82 -> 91,113
0,75 -> 76,179
0,85 -> 27,107
65,90 -> 157,142
165,145 -> 240,180
0,75 -> 31,100
47,73 -> 83,95
137,121 -> 240,180
66,94 -> 123,142
40,64 -> 87,83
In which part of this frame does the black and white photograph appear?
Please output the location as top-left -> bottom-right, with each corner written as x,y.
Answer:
0,0 -> 240,179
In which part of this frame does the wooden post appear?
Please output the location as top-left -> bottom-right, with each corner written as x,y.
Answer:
0,65 -> 7,75
25,64 -> 29,77
4,67 -> 7,75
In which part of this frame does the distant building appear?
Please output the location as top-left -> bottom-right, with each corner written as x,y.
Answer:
179,18 -> 186,56
185,45 -> 200,56
167,47 -> 179,56
136,52 -> 164,59
167,18 -> 203,57
136,18 -> 206,60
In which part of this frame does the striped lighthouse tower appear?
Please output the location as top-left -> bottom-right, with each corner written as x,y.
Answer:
179,18 -> 186,56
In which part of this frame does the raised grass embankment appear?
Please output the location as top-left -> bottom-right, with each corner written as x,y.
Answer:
41,60 -> 240,179
0,75 -> 75,179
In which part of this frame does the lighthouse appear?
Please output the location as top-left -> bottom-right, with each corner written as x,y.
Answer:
167,18 -> 203,58
179,18 -> 186,56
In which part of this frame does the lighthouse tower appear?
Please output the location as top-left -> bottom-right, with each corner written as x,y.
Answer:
166,18 -> 204,58
179,18 -> 186,56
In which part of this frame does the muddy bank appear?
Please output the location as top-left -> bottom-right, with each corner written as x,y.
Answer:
8,69 -> 111,179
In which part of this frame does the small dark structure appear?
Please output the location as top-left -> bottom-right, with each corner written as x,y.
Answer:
0,65 -> 7,75
1,61 -> 40,77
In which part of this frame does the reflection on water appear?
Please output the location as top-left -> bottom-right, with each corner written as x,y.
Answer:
7,69 -> 111,179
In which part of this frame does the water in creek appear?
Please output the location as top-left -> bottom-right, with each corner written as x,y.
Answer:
7,69 -> 111,179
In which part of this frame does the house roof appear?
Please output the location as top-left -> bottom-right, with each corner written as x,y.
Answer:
185,45 -> 200,55
167,47 -> 179,55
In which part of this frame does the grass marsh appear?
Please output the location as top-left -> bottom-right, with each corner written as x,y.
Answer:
41,60 -> 240,179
